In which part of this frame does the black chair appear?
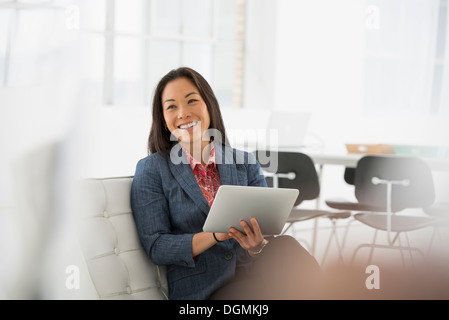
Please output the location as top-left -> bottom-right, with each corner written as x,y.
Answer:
254,150 -> 351,264
329,155 -> 438,266
326,166 -> 388,212
344,167 -> 356,185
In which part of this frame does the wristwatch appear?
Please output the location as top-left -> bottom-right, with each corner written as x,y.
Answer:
248,238 -> 268,256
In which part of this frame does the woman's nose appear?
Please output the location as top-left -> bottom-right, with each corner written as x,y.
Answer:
177,105 -> 190,119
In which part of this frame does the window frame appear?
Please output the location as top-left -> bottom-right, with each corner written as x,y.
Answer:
84,0 -> 246,108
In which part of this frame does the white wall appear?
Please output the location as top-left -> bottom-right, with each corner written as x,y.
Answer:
271,0 -> 449,151
274,0 -> 364,114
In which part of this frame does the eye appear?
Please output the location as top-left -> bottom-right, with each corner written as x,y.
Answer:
166,104 -> 176,110
188,99 -> 198,104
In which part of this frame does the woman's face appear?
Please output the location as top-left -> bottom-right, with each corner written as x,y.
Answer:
162,77 -> 211,148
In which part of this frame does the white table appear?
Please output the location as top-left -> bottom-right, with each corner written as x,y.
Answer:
310,152 -> 449,171
310,153 -> 361,168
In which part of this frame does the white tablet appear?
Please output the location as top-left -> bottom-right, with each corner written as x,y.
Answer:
203,185 -> 299,235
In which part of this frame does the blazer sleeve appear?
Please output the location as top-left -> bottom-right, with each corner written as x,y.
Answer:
247,151 -> 268,188
131,156 -> 196,268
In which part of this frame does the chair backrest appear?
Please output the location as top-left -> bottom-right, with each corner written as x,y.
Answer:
344,167 -> 356,185
354,156 -> 435,212
254,150 -> 320,206
77,176 -> 168,300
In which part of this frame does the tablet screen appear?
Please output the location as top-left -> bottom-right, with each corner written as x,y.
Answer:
203,185 -> 299,235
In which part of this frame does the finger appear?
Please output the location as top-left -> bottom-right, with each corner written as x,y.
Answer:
250,218 -> 263,239
240,219 -> 254,237
229,227 -> 249,249
240,220 -> 264,249
229,227 -> 245,240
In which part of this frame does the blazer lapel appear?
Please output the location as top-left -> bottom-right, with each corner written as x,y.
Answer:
215,144 -> 239,186
167,144 -> 211,215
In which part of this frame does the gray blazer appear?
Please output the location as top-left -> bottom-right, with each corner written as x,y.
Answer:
131,143 -> 267,300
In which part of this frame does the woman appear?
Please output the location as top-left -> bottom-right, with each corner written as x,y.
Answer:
131,67 -> 321,300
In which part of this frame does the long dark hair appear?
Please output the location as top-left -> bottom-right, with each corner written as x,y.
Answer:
148,67 -> 230,156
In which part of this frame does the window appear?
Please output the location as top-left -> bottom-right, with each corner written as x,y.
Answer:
0,0 -> 76,87
0,0 -> 246,108
79,0 -> 246,108
431,0 -> 449,114
364,0 -> 448,115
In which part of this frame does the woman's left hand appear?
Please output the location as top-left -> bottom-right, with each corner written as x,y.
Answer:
229,218 -> 268,254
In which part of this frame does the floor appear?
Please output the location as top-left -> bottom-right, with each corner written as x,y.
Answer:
282,212 -> 449,299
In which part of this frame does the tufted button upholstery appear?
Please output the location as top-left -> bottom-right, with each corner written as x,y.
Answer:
77,176 -> 168,300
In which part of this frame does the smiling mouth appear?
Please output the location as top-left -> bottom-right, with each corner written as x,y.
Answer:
178,121 -> 199,130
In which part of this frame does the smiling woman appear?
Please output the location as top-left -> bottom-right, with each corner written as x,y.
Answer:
161,78 -> 211,160
130,67 -> 322,300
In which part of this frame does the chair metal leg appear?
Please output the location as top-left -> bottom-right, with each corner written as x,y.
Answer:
404,233 -> 416,267
396,231 -> 429,268
396,232 -> 407,268
320,230 -> 333,266
367,229 -> 378,265
332,220 -> 345,263
319,218 -> 347,266
351,242 -> 426,267
282,222 -> 312,253
340,217 -> 356,254
351,228 -> 427,268
321,216 -> 357,266
426,226 -> 441,257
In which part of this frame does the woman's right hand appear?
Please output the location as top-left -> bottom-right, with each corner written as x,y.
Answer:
228,218 -> 268,257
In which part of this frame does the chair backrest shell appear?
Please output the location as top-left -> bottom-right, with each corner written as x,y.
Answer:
254,151 -> 320,206
354,156 -> 435,212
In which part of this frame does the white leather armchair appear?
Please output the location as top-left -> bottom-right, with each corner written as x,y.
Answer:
77,176 -> 168,300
